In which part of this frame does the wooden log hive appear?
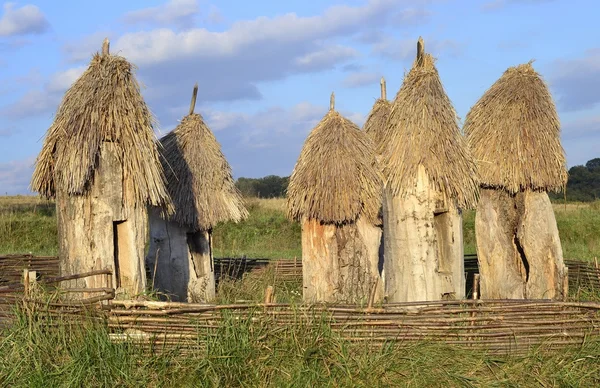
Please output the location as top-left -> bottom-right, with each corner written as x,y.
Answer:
378,37 -> 478,302
146,84 -> 248,303
464,62 -> 569,299
287,93 -> 383,304
30,39 -> 171,297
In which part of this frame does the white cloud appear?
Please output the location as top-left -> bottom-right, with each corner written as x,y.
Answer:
2,66 -> 86,119
15,0 -> 434,125
62,31 -> 114,63
293,45 -> 358,71
122,0 -> 199,30
342,72 -> 381,88
45,66 -> 86,93
393,7 -> 432,25
0,156 -> 35,195
0,2 -> 49,37
194,102 -> 364,177
550,48 -> 600,112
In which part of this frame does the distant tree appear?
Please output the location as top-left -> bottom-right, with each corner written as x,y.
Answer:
550,157 -> 600,202
585,158 -> 600,171
235,175 -> 290,198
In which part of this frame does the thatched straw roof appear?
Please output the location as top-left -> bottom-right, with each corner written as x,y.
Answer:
363,77 -> 392,153
31,39 -> 170,209
379,37 -> 478,209
463,62 -> 567,193
287,93 -> 381,224
160,84 -> 248,231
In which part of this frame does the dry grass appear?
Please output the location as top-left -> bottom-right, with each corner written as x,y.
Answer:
159,85 -> 248,231
286,93 -> 382,224
363,77 -> 392,155
379,37 -> 479,209
464,62 -> 567,193
30,39 -> 170,210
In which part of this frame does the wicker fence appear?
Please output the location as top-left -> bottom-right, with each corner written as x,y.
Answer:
1,261 -> 599,355
2,253 -> 600,296
108,299 -> 600,355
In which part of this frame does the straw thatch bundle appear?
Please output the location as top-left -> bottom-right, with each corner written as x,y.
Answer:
160,87 -> 248,231
287,94 -> 381,224
463,62 -> 567,194
363,77 -> 392,153
379,38 -> 478,209
31,41 -> 169,209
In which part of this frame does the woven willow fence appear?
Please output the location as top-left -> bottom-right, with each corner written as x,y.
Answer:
2,253 -> 600,355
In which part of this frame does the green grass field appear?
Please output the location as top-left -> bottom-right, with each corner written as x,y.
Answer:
1,195 -> 600,387
1,195 -> 598,261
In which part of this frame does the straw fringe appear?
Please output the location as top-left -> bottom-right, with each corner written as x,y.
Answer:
363,99 -> 392,155
379,40 -> 479,209
287,107 -> 381,224
160,113 -> 248,231
464,63 -> 567,193
31,49 -> 170,209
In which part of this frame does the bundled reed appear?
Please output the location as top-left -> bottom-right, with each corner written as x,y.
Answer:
31,39 -> 170,209
363,77 -> 392,156
286,93 -> 381,224
379,37 -> 478,208
464,62 -> 567,193
159,84 -> 248,231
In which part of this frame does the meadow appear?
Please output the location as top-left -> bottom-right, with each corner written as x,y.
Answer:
1,195 -> 600,387
1,195 -> 598,261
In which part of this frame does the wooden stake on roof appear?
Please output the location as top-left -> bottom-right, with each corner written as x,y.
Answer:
380,77 -> 387,100
416,36 -> 424,67
102,38 -> 110,56
330,92 -> 335,111
189,83 -> 198,115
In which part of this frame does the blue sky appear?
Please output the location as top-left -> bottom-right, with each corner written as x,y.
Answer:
0,0 -> 598,194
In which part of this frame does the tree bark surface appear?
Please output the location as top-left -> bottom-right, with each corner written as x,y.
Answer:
302,217 -> 382,303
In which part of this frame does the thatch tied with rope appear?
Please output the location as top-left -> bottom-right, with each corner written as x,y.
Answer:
30,39 -> 170,297
380,37 -> 478,303
146,84 -> 248,303
363,77 -> 392,155
287,93 -> 383,304
464,62 -> 568,300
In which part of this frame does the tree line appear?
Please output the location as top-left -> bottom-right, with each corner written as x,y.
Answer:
550,158 -> 600,202
237,157 -> 600,201
236,175 -> 289,198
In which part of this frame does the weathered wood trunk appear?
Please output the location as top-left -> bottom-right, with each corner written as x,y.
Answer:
56,142 -> 147,297
476,189 -> 567,299
146,209 -> 215,302
301,216 -> 383,304
383,165 -> 465,302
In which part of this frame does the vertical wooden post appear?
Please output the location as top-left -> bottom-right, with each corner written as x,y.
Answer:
102,38 -> 110,56
23,269 -> 30,298
330,92 -> 335,111
562,267 -> 569,301
189,83 -> 198,115
416,36 -> 425,67
264,286 -> 274,313
472,274 -> 480,300
380,77 -> 386,100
